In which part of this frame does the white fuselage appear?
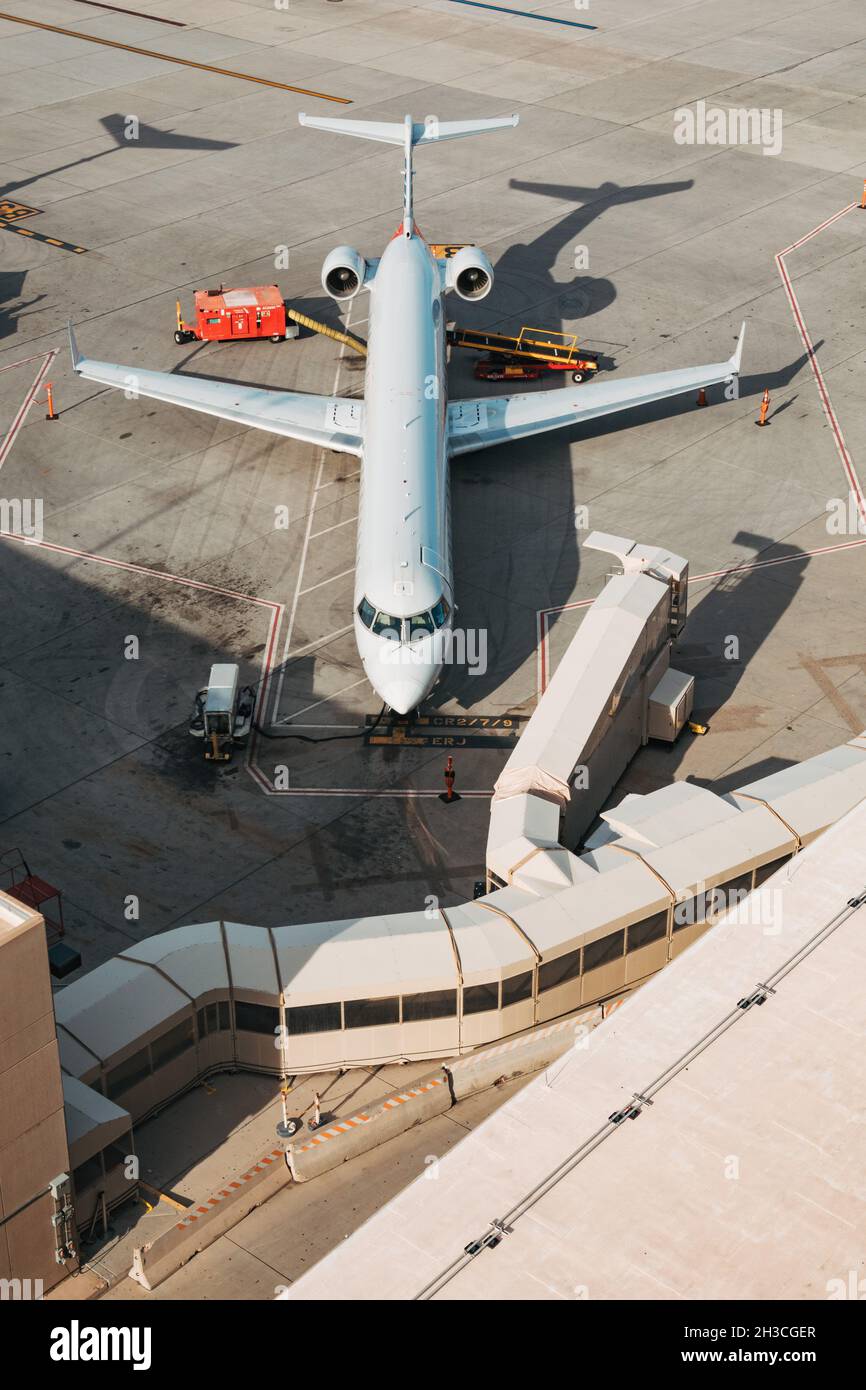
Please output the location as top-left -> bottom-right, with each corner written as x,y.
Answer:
353,231 -> 453,714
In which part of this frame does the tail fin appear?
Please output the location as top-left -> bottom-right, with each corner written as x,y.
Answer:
299,112 -> 518,234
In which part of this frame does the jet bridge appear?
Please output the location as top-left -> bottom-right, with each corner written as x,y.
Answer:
487,532 -> 692,888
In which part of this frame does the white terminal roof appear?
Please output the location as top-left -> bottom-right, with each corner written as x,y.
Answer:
283,798 -> 866,1302
596,780 -> 741,850
56,957 -> 190,1072
439,901 -> 535,985
62,1075 -> 130,1159
272,912 -> 458,1002
732,740 -> 866,845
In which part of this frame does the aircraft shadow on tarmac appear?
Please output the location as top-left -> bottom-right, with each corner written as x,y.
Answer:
435,179 -> 819,715
0,269 -> 45,341
0,116 -> 237,341
0,113 -> 235,207
435,175 -> 693,712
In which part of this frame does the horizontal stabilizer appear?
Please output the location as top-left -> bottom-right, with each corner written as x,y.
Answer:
298,112 -> 518,147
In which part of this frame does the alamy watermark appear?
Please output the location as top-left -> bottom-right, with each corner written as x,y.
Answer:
0,497 -> 43,541
378,627 -> 487,676
674,100 -> 783,157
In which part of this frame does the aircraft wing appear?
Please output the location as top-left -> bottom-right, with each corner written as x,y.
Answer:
447,323 -> 745,457
68,324 -> 364,456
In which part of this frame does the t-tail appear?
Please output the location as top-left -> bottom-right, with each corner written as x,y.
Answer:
298,112 -> 519,236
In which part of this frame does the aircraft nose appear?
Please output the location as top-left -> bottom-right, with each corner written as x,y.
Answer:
378,678 -> 427,715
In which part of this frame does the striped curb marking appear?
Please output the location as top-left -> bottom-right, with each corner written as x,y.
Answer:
175,1149 -> 286,1230
295,1079 -> 445,1153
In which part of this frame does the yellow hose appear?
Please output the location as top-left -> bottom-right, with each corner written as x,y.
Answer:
286,307 -> 367,357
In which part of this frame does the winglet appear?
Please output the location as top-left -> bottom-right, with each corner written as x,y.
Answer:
729,320 -> 746,375
68,320 -> 81,371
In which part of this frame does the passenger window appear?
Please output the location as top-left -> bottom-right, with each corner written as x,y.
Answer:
583,929 -> 625,972
626,912 -> 668,951
408,611 -> 435,639
345,997 -> 399,1029
372,611 -> 402,639
539,946 -> 582,992
462,981 -> 499,1014
502,970 -> 533,1007
754,856 -> 788,887
431,596 -> 450,629
357,597 -> 376,629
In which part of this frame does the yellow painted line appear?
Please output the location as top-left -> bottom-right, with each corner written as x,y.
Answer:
0,219 -> 88,253
0,13 -> 352,103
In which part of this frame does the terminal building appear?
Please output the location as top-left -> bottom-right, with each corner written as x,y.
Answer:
4,532 -> 866,1273
282,796 -> 866,1301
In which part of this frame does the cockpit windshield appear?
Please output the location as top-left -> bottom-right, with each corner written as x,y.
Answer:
371,611 -> 401,639
358,595 -> 451,641
408,611 -> 435,639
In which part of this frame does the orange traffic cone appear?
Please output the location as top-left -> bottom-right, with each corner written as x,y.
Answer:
860,180 -> 866,210
696,387 -> 708,408
440,755 -> 459,804
756,388 -> 770,427
44,382 -> 58,421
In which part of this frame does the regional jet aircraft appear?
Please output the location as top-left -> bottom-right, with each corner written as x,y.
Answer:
70,113 -> 745,714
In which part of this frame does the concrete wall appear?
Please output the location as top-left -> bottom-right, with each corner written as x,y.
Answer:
0,894 -> 76,1293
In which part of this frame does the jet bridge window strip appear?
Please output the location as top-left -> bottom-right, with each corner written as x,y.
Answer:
414,885 -> 866,1300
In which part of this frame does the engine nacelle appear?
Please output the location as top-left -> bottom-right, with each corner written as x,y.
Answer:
322,245 -> 367,300
446,246 -> 494,301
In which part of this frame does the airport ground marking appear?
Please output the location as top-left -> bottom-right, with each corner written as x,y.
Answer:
68,0 -> 185,23
538,538 -> 866,695
0,221 -> 88,254
0,200 -> 40,221
0,529 -> 472,798
446,0 -> 597,29
538,200 -> 866,695
268,300 -> 358,726
0,201 -> 88,255
0,350 -> 58,472
309,514 -> 358,540
775,200 -> 865,528
0,13 -> 352,102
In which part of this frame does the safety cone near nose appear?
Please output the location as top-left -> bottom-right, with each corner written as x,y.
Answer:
44,382 -> 58,421
756,388 -> 771,427
440,754 -> 460,804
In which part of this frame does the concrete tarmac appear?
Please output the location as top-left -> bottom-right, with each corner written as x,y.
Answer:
1,0 -> 865,1297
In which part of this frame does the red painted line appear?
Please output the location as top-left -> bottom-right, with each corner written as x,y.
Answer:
537,202 -> 865,694
0,531 -> 281,609
777,201 -> 857,257
775,201 -> 864,527
538,538 -> 866,692
0,351 -> 57,471
0,352 -> 54,376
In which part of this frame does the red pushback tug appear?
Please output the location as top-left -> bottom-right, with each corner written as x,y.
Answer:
174,285 -> 300,345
